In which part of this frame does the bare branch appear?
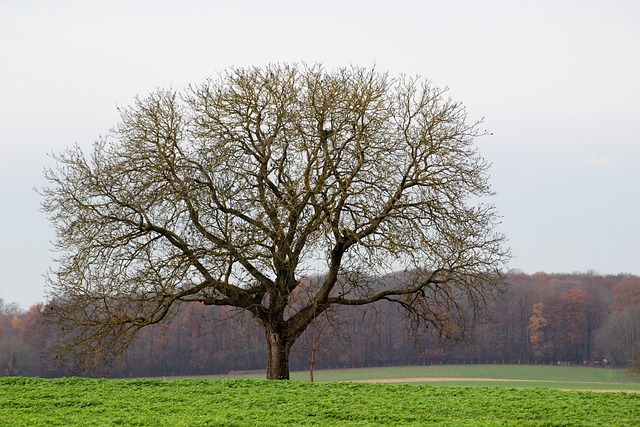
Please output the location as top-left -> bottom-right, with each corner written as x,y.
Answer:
41,64 -> 510,379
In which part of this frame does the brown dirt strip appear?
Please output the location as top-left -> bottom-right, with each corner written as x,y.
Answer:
352,377 -> 640,393
356,377 -> 527,383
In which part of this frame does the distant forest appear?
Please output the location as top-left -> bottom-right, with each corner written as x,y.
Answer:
1,272 -> 639,377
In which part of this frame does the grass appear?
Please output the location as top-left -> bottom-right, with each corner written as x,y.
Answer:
221,364 -> 640,391
1,376 -> 640,426
2,366 -> 640,426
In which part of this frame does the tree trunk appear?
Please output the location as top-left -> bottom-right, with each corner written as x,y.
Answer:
266,332 -> 292,380
309,335 -> 317,383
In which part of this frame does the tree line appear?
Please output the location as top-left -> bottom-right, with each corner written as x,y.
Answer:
2,271 -> 639,378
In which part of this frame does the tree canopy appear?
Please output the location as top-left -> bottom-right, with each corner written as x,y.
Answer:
41,64 -> 510,379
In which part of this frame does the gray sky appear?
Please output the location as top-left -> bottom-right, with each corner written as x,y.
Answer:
2,0 -> 639,309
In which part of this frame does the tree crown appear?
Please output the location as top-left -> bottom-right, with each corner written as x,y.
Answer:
41,64 -> 509,375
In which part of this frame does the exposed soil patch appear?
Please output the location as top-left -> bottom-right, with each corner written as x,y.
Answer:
352,377 -> 640,393
356,377 -> 520,383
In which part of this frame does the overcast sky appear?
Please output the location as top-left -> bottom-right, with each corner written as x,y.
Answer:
1,0 -> 639,309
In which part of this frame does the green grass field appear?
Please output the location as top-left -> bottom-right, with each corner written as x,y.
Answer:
224,364 -> 640,392
1,366 -> 640,426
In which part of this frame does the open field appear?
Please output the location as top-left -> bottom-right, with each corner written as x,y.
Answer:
2,376 -> 640,426
220,364 -> 640,392
2,366 -> 640,426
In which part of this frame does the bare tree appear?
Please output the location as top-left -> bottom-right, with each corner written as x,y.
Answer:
291,275 -> 348,382
41,64 -> 510,379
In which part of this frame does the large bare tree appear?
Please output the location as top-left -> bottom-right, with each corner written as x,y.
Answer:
41,64 -> 510,379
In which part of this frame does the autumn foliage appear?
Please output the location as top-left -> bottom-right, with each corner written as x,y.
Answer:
1,271 -> 640,377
